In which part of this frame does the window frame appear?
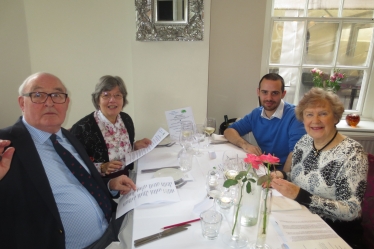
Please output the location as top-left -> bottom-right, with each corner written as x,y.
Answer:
261,0 -> 374,121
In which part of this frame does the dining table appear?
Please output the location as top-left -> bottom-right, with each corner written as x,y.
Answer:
109,141 -> 351,249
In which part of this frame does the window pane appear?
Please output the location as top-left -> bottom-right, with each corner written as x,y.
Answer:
269,67 -> 300,104
273,0 -> 306,17
308,0 -> 340,17
300,68 -> 320,101
270,21 -> 305,64
304,22 -> 339,65
343,0 -> 374,18
269,0 -> 374,113
299,68 -> 363,110
337,23 -> 374,66
336,69 -> 363,110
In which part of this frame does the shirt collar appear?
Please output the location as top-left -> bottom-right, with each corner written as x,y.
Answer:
96,110 -> 121,130
260,99 -> 284,120
22,116 -> 63,144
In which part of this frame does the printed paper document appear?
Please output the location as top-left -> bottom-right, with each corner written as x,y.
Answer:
123,127 -> 169,166
272,212 -> 351,249
116,177 -> 180,218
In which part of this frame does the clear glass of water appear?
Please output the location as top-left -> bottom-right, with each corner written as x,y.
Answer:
206,170 -> 222,197
193,123 -> 206,156
178,149 -> 193,172
200,209 -> 223,240
216,185 -> 238,209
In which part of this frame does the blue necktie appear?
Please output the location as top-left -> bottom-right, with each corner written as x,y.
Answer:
50,134 -> 112,222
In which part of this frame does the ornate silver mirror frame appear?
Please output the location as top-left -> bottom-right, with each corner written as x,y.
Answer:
135,0 -> 204,41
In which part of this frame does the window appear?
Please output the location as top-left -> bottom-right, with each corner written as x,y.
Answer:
266,0 -> 374,114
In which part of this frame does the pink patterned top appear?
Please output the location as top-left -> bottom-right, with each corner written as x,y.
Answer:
93,110 -> 132,174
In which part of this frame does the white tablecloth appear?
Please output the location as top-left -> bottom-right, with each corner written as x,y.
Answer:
114,143 -> 349,249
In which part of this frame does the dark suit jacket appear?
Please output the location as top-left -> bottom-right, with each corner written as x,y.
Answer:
70,112 -> 135,178
0,117 -> 117,249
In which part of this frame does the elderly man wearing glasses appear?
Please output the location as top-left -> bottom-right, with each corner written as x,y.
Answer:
70,75 -> 151,178
0,72 -> 137,249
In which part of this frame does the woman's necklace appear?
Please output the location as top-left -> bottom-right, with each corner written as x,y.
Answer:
313,130 -> 338,156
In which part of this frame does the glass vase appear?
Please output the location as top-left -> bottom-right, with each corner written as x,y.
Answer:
241,167 -> 261,226
249,187 -> 272,249
221,204 -> 248,248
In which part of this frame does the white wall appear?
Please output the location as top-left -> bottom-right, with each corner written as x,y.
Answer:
0,0 -> 31,126
0,0 -> 211,140
131,41 -> 210,137
22,0 -> 138,131
208,1 -> 267,130
2,0 -> 373,138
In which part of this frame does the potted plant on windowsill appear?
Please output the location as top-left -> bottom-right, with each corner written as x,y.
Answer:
311,68 -> 345,93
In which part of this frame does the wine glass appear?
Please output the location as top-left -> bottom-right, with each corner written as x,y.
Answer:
206,170 -> 223,210
204,117 -> 216,146
193,123 -> 206,156
222,150 -> 243,180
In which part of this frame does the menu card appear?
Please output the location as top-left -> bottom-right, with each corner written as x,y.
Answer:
116,177 -> 180,219
165,107 -> 195,142
122,127 -> 169,166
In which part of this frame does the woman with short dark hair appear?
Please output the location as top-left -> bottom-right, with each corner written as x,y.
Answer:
70,75 -> 151,178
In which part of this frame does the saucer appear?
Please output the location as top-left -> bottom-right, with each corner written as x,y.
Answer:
153,168 -> 184,182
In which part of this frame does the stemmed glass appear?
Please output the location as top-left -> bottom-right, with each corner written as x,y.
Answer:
205,170 -> 223,210
222,150 -> 243,180
204,117 -> 216,147
206,170 -> 238,211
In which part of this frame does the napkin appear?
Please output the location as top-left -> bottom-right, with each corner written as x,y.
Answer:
182,171 -> 194,182
212,134 -> 228,141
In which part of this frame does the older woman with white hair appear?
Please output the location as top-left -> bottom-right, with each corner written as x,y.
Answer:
70,75 -> 151,178
271,87 -> 368,249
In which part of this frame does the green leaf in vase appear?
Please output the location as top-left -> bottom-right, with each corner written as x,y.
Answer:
246,181 -> 252,193
235,171 -> 248,180
257,175 -> 271,185
223,179 -> 238,188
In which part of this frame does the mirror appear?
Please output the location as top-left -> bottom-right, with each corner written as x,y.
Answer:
154,0 -> 188,24
135,0 -> 204,41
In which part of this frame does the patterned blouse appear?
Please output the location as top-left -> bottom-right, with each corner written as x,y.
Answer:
93,110 -> 132,173
288,134 -> 368,222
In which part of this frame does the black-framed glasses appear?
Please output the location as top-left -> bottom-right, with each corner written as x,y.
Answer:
22,92 -> 68,104
100,92 -> 123,100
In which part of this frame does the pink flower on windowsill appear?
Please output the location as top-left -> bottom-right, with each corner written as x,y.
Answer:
311,68 -> 345,92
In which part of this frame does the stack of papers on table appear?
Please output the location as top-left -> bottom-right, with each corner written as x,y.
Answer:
271,189 -> 302,211
272,212 -> 351,248
116,177 -> 180,219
